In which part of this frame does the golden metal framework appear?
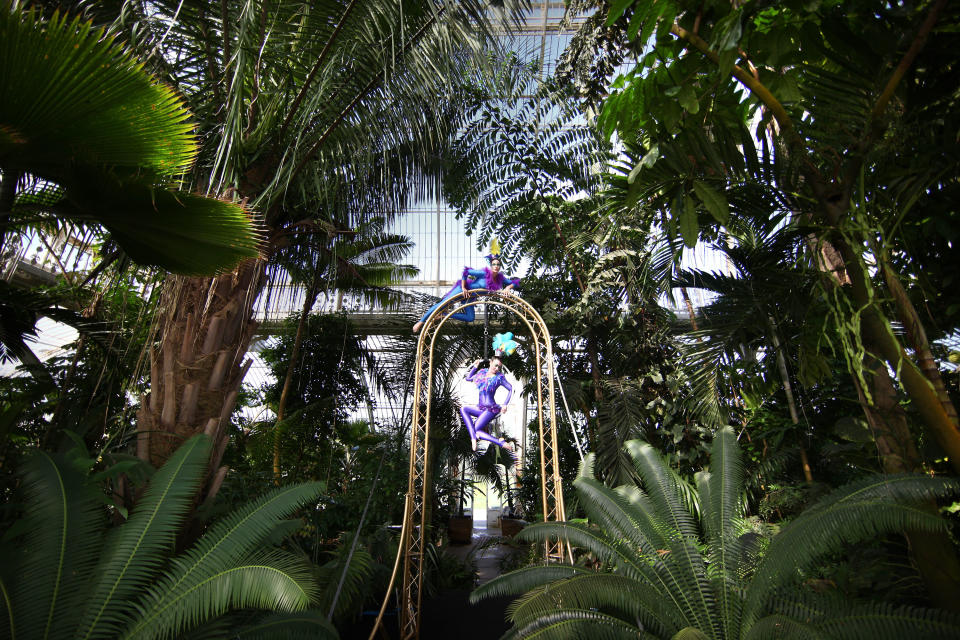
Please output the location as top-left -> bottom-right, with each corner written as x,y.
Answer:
370,288 -> 570,640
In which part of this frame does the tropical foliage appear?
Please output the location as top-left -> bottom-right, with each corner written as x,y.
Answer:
3,0 -> 960,637
473,429 -> 960,639
0,1 -> 261,274
0,434 -> 333,639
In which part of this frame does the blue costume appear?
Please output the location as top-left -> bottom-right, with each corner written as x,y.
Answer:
416,266 -> 520,326
461,364 -> 513,453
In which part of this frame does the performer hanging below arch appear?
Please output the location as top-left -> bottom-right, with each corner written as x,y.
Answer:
461,356 -> 515,458
412,253 -> 520,334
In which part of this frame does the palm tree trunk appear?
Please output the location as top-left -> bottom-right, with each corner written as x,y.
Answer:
0,168 -> 21,254
136,259 -> 264,501
765,316 -> 813,484
680,287 -> 699,331
272,281 -> 320,481
878,254 -> 958,427
830,232 -> 960,474
811,235 -> 960,609
854,348 -> 960,611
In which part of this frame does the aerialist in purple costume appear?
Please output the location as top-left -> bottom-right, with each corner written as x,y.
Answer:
412,255 -> 520,334
461,356 -> 515,456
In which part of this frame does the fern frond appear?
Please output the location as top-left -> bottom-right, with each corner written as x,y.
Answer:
502,608 -> 653,640
10,451 -> 103,640
77,435 -> 212,639
470,565 -> 592,603
125,550 -> 318,640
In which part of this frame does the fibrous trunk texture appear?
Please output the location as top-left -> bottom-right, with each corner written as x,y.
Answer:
137,259 -> 264,498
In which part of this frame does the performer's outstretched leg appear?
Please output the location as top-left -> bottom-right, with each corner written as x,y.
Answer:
474,411 -> 515,466
473,409 -> 505,447
448,304 -> 476,323
460,405 -> 484,451
414,284 -> 469,333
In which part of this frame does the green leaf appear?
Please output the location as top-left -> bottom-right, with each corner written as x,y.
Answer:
693,181 -> 730,224
607,0 -> 635,26
718,49 -> 738,79
10,451 -> 103,640
0,6 -> 196,174
678,86 -> 700,114
679,195 -> 699,248
714,13 -> 743,52
77,435 -> 212,639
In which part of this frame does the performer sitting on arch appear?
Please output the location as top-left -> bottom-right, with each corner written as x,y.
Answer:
461,356 -> 515,459
412,246 -> 520,334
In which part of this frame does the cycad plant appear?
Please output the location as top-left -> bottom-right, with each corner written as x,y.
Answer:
0,435 -> 336,640
473,428 -> 960,639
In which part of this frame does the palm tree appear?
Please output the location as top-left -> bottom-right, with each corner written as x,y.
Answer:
473,428 -> 960,639
0,2 -> 260,273
0,434 -> 334,639
670,216 -> 820,479
103,0 -> 529,489
581,0 -> 960,472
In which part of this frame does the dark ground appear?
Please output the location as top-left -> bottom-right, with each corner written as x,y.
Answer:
342,527 -> 518,640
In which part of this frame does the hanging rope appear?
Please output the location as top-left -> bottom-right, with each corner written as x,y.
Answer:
328,444 -> 389,620
554,365 -> 584,461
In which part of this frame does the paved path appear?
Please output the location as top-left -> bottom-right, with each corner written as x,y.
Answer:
420,523 -> 516,640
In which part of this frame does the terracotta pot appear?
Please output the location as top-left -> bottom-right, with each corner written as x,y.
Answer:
500,517 -> 526,538
447,515 -> 473,544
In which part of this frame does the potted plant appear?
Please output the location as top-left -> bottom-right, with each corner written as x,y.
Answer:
499,470 -> 526,538
447,474 -> 481,544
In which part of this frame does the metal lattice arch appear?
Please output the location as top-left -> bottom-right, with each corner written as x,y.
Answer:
370,288 -> 570,640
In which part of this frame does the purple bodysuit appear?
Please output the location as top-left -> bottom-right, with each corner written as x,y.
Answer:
461,366 -> 514,452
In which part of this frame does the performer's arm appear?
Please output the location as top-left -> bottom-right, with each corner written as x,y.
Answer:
465,362 -> 482,381
466,268 -> 486,278
500,377 -> 513,406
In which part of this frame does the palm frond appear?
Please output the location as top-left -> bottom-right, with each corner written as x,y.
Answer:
501,608 -> 653,640
624,440 -> 699,538
312,542 -> 377,620
742,614 -> 821,640
232,610 -> 339,640
470,565 -> 591,603
130,481 -> 323,633
575,476 -> 666,554
697,427 -> 747,638
126,550 -> 318,640
811,603 -> 960,640
9,450 -> 103,640
744,474 -> 960,626
65,176 -> 262,275
77,434 -> 212,639
0,4 -> 196,174
507,573 -> 684,638
515,522 -> 645,581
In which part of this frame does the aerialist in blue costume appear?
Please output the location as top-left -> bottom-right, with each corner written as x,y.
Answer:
461,356 -> 515,457
411,254 -> 520,334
